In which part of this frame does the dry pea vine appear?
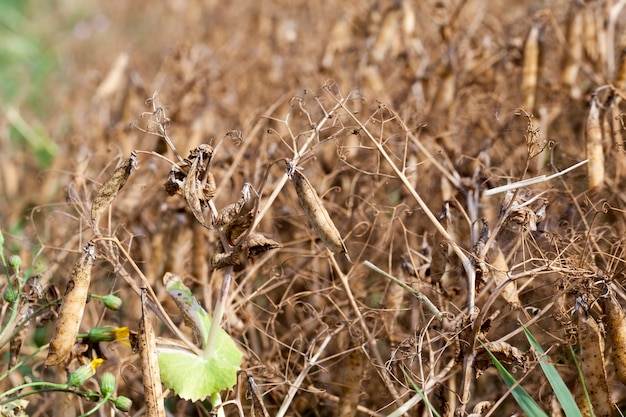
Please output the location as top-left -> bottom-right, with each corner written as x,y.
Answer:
6,1 -> 626,416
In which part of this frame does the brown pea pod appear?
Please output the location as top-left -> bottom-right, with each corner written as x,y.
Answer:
603,291 -> 626,386
287,161 -> 351,262
577,310 -> 612,417
45,242 -> 96,366
91,151 -> 137,224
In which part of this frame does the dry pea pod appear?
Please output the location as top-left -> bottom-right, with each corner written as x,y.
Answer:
91,151 -> 137,224
369,5 -> 400,64
602,290 -> 626,386
287,161 -> 351,262
521,23 -> 540,113
615,47 -> 626,93
585,93 -> 605,191
577,308 -> 612,417
247,373 -> 270,417
45,242 -> 96,366
560,5 -> 583,98
487,244 -> 521,309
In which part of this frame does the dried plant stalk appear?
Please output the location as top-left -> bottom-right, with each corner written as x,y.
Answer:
139,289 -> 166,417
287,161 -> 350,261
91,151 -> 137,224
45,242 -> 96,366
585,93 -> 605,191
577,311 -> 612,416
602,291 -> 626,386
522,23 -> 540,112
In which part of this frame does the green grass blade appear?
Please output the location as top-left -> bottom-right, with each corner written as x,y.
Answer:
481,342 -> 548,417
522,325 -> 582,417
401,369 -> 441,417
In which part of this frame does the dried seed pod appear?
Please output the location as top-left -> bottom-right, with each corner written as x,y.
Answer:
522,23 -> 540,112
287,161 -> 350,262
338,346 -> 365,417
369,6 -> 400,64
488,244 -> 521,309
560,5 -> 583,97
615,47 -> 626,92
321,17 -> 353,69
45,242 -> 96,366
138,289 -> 166,417
247,373 -> 270,417
585,93 -> 605,191
91,152 -> 137,224
602,291 -> 626,385
577,310 -> 612,417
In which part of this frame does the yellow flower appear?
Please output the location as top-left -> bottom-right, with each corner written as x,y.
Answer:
67,358 -> 103,387
87,326 -> 130,345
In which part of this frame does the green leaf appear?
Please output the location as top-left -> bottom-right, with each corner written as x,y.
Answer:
402,369 -> 441,417
158,323 -> 242,401
522,325 -> 582,417
481,341 -> 548,417
165,274 -> 211,348
160,274 -> 242,401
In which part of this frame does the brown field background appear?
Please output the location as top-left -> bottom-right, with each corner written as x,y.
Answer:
2,0 -> 626,416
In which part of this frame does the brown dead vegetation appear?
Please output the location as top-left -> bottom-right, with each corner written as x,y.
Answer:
4,0 -> 626,416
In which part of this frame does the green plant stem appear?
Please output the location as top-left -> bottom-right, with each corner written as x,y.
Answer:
204,266 -> 232,360
0,387 -> 102,407
0,343 -> 49,383
0,289 -> 24,349
77,392 -> 112,417
211,392 -> 226,417
0,381 -> 69,401
364,260 -> 442,320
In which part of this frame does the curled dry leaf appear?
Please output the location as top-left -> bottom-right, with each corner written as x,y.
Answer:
243,232 -> 281,258
214,183 -> 251,228
211,233 -> 280,271
287,161 -> 350,262
91,151 -> 137,224
602,291 -> 626,386
183,153 -> 209,227
45,242 -> 96,366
